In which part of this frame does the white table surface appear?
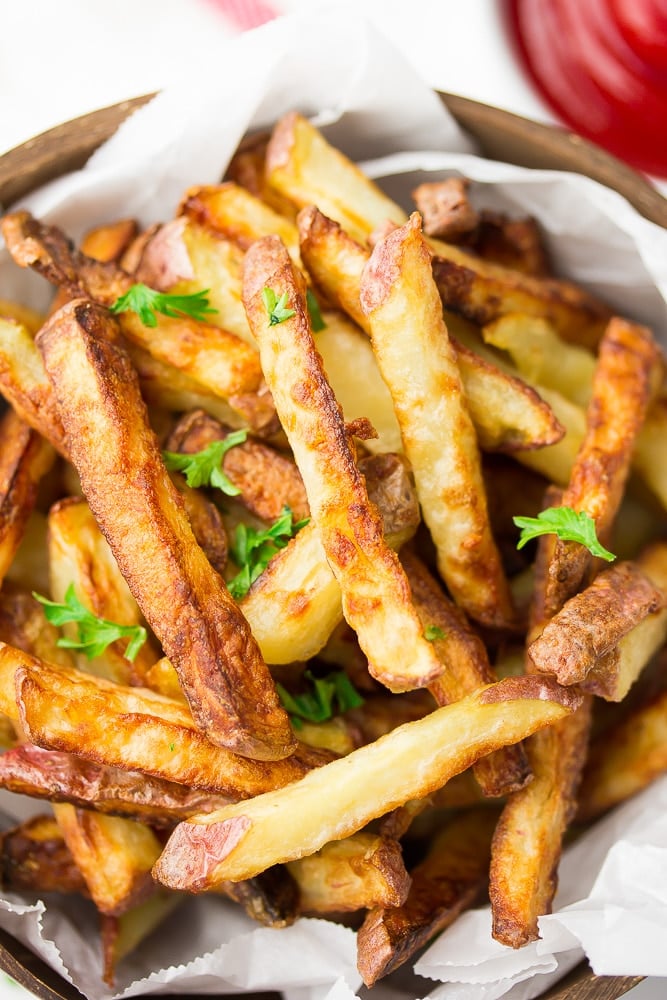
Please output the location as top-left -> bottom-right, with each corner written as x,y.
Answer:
0,2 -> 663,998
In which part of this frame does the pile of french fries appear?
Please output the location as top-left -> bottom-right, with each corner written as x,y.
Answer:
0,110 -> 666,991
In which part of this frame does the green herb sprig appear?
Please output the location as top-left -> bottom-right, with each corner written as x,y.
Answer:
163,430 -> 248,496
228,506 -> 309,600
276,669 -> 364,729
110,284 -> 218,328
306,288 -> 326,332
513,506 -> 616,562
424,625 -> 447,642
33,584 -> 147,662
262,287 -> 296,326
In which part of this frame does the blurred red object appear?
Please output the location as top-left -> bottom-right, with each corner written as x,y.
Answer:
506,0 -> 667,177
205,0 -> 276,31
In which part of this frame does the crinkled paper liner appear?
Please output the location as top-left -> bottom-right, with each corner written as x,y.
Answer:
1,6 -> 667,999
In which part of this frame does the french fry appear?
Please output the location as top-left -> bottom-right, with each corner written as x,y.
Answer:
527,561 -> 664,687
267,112 -> 610,346
1,211 -> 275,432
171,475 -> 229,577
0,814 -> 88,895
36,299 -> 294,760
215,864 -> 299,925
242,235 -> 442,691
165,409 -> 309,523
52,803 -> 161,915
361,214 -> 514,628
473,211 -> 550,277
542,317 -> 660,618
298,206 -> 565,455
287,833 -> 410,914
0,298 -> 44,335
240,452 -> 420,664
0,409 -> 55,586
101,892 -> 183,987
357,807 -> 498,986
412,178 -> 479,241
0,743 -> 230,826
0,644 -> 324,795
402,550 -> 529,796
153,675 -> 581,890
48,497 -> 158,685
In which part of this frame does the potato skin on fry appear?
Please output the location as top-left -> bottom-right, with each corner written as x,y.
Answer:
153,676 -> 581,890
35,299 -> 295,760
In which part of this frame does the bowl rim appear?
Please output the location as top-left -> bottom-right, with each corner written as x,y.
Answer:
0,92 -> 659,1000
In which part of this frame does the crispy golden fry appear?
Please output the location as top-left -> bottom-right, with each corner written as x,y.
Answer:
53,802 -> 161,915
48,497 -> 158,685
267,113 -> 610,346
2,211 -> 273,431
287,833 -> 410,914
473,212 -> 550,277
412,177 -> 479,241
226,131 -> 298,219
180,183 -> 302,263
171,475 -> 228,576
543,317 -> 660,618
0,814 -> 88,895
0,743 -> 230,825
81,219 -> 138,264
153,676 -> 581,890
402,550 -> 529,797
240,452 -> 420,664
0,318 -> 68,455
298,206 -> 564,455
144,656 -> 187,702
243,236 -> 441,691
36,299 -> 294,759
0,298 -> 44,334
483,314 -> 596,408
166,409 -> 309,522
0,409 -> 55,586
357,808 -> 498,986
528,561 -> 664,686
361,214 -> 514,628
489,698 -> 593,947
0,645 -> 323,794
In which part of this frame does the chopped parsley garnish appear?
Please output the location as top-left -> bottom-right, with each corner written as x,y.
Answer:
306,288 -> 326,332
110,284 -> 217,328
228,506 -> 309,600
513,506 -> 616,562
276,669 -> 364,728
424,625 -> 447,642
33,584 -> 147,662
162,430 -> 248,495
262,287 -> 296,326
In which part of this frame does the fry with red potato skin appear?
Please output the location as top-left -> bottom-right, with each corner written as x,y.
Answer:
361,214 -> 514,629
153,675 -> 581,891
0,743 -> 231,826
357,807 -> 498,986
528,560 -> 664,686
402,550 -> 529,797
242,235 -> 442,692
287,833 -> 410,914
0,645 -> 324,794
0,814 -> 88,896
412,178 -> 479,241
298,206 -> 564,455
0,408 -> 55,586
35,299 -> 294,760
267,112 -> 610,347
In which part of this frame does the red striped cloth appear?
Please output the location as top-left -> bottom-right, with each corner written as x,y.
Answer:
204,0 -> 278,30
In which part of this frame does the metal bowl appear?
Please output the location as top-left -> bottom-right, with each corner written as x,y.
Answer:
0,92 -> 663,1000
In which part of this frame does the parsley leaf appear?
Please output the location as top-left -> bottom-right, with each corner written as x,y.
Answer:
513,506 -> 616,562
163,430 -> 248,496
276,669 -> 364,728
228,506 -> 309,600
262,287 -> 296,326
425,625 -> 447,642
33,584 -> 147,662
306,288 -> 326,332
110,284 -> 218,328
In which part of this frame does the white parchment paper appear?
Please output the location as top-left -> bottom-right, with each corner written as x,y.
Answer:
1,7 -> 667,999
